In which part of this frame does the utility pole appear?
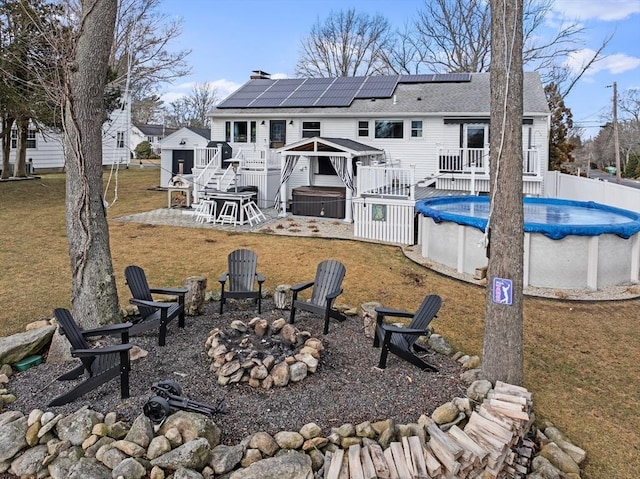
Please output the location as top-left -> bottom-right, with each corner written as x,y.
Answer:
612,81 -> 621,183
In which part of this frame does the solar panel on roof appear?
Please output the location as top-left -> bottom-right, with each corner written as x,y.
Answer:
218,98 -> 253,108
356,76 -> 398,98
399,74 -> 436,83
319,78 -> 361,104
250,98 -> 288,107
218,72 -> 473,109
314,97 -> 355,107
281,78 -> 334,107
433,73 -> 471,82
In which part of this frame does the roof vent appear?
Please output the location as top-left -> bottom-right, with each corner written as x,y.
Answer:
250,70 -> 271,80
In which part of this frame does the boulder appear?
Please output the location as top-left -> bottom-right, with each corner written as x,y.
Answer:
124,414 -> 155,448
466,379 -> 493,402
274,431 -> 304,450
539,442 -> 580,475
8,444 -> 47,477
0,326 -> 55,364
431,402 -> 459,424
174,466 -> 205,479
229,452 -> 312,479
427,334 -> 453,356
248,432 -> 279,457
150,437 -> 212,471
111,457 -> 147,479
147,436 -> 172,460
299,423 -> 322,440
66,457 -> 112,479
209,444 -> 244,474
0,416 -> 28,462
360,302 -> 382,339
159,411 -> 222,448
56,408 -> 103,446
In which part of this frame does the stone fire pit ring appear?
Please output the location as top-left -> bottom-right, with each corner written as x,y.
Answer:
204,317 -> 323,389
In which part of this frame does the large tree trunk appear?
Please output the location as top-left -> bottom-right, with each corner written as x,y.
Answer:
63,0 -> 119,329
481,0 -> 524,386
14,117 -> 28,177
1,116 -> 14,179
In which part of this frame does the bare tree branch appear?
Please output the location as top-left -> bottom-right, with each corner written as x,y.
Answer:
295,9 -> 395,77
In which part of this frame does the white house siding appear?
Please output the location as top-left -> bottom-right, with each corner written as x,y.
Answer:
0,130 -> 65,172
102,107 -> 131,167
209,115 -> 549,201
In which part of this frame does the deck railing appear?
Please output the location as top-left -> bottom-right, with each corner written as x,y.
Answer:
357,163 -> 416,200
193,147 -> 220,202
234,148 -> 281,170
438,148 -> 539,175
194,147 -> 219,169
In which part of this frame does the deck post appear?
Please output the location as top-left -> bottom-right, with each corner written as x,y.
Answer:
279,155 -> 288,217
344,157 -> 354,223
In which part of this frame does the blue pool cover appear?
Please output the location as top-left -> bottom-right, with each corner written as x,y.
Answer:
415,196 -> 640,240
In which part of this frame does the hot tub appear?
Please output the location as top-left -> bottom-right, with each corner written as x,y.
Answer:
416,196 -> 640,291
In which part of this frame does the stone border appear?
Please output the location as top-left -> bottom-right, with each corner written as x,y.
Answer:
0,303 -> 587,478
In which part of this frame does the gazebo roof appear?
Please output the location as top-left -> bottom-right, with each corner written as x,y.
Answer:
277,137 -> 383,158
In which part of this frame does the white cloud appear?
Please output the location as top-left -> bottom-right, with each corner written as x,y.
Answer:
565,48 -> 640,75
209,79 -> 242,100
160,74 -> 287,105
160,78 -> 243,105
552,0 -> 640,21
160,91 -> 187,104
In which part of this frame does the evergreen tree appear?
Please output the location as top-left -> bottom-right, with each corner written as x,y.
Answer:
545,82 -> 575,171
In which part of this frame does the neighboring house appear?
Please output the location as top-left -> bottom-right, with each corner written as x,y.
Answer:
131,123 -> 178,157
0,127 -> 65,174
0,101 -> 132,174
198,71 -> 550,244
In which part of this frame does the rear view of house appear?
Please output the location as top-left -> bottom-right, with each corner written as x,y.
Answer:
188,71 -> 550,244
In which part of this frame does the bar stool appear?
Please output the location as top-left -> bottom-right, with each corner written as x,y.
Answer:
195,200 -> 216,223
217,201 -> 238,226
243,200 -> 267,226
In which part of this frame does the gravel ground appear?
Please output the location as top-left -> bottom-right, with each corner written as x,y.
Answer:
6,299 -> 465,445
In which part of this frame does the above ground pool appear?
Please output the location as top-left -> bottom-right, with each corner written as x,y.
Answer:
416,196 -> 640,291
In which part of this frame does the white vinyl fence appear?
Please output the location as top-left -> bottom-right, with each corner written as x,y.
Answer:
544,171 -> 640,213
353,198 -> 415,245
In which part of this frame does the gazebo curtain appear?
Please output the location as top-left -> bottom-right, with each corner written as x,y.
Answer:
274,154 -> 299,210
329,156 -> 355,194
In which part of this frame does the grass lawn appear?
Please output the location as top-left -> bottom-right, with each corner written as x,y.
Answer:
0,168 -> 638,479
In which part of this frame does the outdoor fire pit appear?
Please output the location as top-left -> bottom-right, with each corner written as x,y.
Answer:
204,317 -> 323,389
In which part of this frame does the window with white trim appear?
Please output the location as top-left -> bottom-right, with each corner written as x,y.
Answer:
233,121 -> 248,142
11,129 -> 37,149
358,120 -> 369,137
375,120 -> 403,139
116,131 -> 125,148
302,121 -> 321,138
411,120 -> 423,138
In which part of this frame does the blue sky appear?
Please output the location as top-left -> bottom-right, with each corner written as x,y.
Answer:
158,0 -> 640,138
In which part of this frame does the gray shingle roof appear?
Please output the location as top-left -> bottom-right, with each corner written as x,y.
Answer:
211,72 -> 549,117
134,123 -> 179,136
186,126 -> 211,139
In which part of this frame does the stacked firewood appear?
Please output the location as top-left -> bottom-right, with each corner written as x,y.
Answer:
323,381 -> 533,479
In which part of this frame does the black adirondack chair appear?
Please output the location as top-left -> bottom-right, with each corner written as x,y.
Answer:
218,249 -> 265,314
49,308 -> 133,407
373,294 -> 442,371
289,259 -> 347,335
124,265 -> 188,346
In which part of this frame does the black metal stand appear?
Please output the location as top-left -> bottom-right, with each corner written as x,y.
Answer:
143,380 -> 228,424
